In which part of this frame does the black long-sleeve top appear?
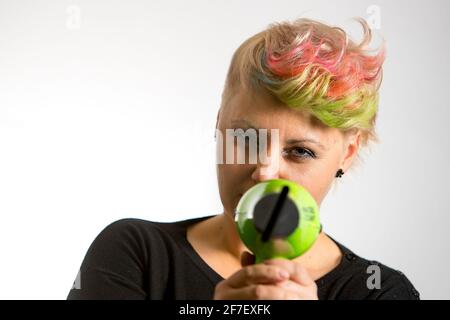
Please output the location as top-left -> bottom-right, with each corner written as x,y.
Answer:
67,215 -> 420,300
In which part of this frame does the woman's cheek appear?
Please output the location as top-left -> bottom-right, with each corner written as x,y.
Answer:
288,164 -> 330,207
217,164 -> 244,211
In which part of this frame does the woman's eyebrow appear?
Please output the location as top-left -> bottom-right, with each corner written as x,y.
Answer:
230,119 -> 258,129
285,138 -> 326,150
231,119 -> 326,150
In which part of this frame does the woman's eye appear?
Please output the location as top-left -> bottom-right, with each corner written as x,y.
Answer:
288,147 -> 315,159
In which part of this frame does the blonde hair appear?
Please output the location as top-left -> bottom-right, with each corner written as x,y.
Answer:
220,17 -> 385,151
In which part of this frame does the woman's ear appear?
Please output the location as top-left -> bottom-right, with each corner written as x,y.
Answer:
214,108 -> 222,141
340,130 -> 361,172
214,108 -> 222,142
215,108 -> 221,130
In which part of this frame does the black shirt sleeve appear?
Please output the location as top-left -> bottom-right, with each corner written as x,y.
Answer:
316,249 -> 421,300
67,218 -> 169,299
367,270 -> 420,300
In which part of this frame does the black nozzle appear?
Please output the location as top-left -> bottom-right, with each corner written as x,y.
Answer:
253,186 -> 299,242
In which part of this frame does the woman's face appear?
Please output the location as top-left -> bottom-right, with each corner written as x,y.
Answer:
216,88 -> 361,217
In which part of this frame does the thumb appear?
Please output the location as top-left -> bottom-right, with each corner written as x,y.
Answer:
240,251 -> 256,267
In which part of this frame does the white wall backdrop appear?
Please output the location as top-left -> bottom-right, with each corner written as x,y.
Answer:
0,0 -> 449,299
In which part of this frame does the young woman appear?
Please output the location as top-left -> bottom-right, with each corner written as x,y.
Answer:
68,17 -> 420,300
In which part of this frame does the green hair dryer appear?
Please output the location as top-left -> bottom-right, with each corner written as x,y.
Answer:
235,179 -> 321,264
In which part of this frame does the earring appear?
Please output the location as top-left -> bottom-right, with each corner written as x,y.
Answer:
335,168 -> 344,178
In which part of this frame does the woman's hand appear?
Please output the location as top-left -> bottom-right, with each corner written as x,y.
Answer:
213,251 -> 318,300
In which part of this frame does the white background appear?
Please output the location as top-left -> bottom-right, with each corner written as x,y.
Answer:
0,0 -> 449,299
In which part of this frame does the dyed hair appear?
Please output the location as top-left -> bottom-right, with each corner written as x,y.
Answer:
221,17 -> 385,148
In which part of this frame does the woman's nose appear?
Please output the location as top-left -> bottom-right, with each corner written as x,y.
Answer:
251,154 -> 283,182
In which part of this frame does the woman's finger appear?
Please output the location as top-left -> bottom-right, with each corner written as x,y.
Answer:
263,258 -> 316,286
217,283 -> 298,300
275,279 -> 319,300
225,264 -> 290,288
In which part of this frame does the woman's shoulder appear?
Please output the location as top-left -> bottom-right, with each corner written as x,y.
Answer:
82,217 -> 176,264
348,253 -> 420,300
321,236 -> 420,300
68,215 -> 214,299
99,215 -> 213,240
90,215 -> 215,256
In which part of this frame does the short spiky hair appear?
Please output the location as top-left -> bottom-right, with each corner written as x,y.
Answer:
221,17 -> 385,148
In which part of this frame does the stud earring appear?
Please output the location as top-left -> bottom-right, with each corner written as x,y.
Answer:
335,168 -> 344,178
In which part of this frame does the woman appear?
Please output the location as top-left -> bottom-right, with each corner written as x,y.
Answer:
67,17 -> 420,300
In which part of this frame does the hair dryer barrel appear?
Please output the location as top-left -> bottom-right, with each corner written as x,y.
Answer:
235,179 -> 321,263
